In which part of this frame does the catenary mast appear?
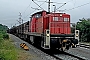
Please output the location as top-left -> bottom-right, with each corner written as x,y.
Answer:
48,0 -> 50,13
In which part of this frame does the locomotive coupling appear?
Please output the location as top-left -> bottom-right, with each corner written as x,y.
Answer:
62,39 -> 67,43
20,43 -> 29,51
61,39 -> 71,50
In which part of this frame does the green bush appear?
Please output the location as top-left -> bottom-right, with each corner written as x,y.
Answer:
0,54 -> 5,60
3,34 -> 9,39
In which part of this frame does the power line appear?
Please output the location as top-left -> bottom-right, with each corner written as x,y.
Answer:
23,0 -> 78,18
66,0 -> 74,3
64,1 -> 90,11
31,7 -> 42,10
34,0 -> 67,12
34,0 -> 65,4
56,0 -> 76,10
24,1 -> 46,18
32,0 -> 45,10
51,0 -> 75,12
22,2 -> 32,15
56,3 -> 66,11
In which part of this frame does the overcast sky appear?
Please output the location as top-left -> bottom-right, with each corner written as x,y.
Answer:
0,0 -> 90,28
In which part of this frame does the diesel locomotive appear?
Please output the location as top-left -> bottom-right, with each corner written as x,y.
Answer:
8,10 -> 79,51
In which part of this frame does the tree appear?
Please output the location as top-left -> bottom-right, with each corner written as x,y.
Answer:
0,24 -> 8,31
76,18 -> 90,42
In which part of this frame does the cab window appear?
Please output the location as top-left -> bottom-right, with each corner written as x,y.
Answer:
64,18 -> 69,22
53,17 -> 58,21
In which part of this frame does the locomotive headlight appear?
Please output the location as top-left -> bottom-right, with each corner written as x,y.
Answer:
76,34 -> 78,37
47,34 -> 49,36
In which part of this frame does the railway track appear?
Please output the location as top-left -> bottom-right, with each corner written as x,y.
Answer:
43,49 -> 87,60
79,43 -> 90,48
62,52 -> 86,60
10,34 -> 89,60
19,38 -> 88,60
16,36 -> 89,60
51,51 -> 87,60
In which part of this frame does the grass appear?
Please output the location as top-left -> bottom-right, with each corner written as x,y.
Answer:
0,38 -> 31,60
0,31 -> 18,60
0,31 -> 31,60
0,39 -> 18,60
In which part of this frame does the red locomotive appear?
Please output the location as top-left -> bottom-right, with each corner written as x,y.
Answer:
9,10 -> 79,51
29,10 -> 79,50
